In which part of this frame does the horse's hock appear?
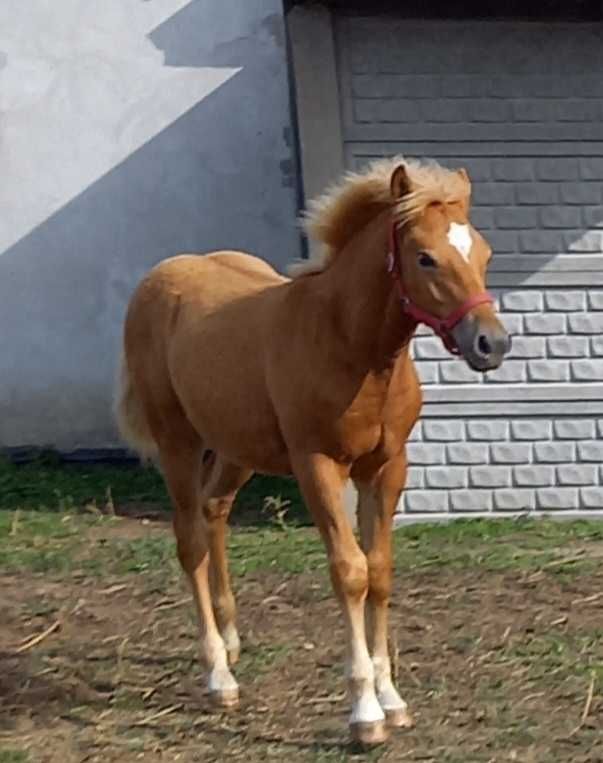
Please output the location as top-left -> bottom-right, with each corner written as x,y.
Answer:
290,7 -> 603,521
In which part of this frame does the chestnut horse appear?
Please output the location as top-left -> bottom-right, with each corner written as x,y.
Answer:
115,157 -> 510,745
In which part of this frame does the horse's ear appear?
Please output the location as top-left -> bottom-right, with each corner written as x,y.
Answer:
390,164 -> 411,200
457,167 -> 472,195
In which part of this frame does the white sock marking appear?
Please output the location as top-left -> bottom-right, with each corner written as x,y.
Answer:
373,656 -> 407,711
349,691 -> 386,725
347,651 -> 385,725
208,665 -> 238,693
204,630 -> 238,693
221,623 -> 240,655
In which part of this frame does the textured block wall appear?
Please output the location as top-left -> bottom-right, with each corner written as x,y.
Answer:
335,16 -> 603,513
404,288 -> 603,512
404,415 -> 603,513
406,292 -> 603,512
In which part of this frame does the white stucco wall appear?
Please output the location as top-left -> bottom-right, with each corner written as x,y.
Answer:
0,0 -> 300,453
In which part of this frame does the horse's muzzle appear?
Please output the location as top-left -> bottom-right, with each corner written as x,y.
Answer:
451,314 -> 511,372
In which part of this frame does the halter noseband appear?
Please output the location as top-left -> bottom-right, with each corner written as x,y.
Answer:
387,223 -> 494,355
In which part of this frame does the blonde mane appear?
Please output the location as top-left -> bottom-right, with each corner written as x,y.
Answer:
289,156 -> 469,278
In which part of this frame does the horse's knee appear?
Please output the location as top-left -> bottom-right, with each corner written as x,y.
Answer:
203,496 -> 233,522
330,551 -> 369,602
366,550 -> 392,603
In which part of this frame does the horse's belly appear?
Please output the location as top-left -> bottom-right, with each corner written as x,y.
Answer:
172,359 -> 291,474
213,435 -> 292,476
194,415 -> 292,475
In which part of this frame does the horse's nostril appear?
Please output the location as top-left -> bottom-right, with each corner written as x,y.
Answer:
477,334 -> 492,356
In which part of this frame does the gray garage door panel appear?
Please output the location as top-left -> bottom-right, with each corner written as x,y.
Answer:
336,18 -> 603,263
335,15 -> 603,514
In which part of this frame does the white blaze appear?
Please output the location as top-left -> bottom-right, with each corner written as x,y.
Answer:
447,223 -> 473,262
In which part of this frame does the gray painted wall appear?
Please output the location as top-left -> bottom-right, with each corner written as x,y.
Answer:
0,0 -> 300,452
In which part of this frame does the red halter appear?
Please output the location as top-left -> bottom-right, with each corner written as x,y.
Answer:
387,223 -> 494,355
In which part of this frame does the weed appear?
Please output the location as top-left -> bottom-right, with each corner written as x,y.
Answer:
263,494 -> 292,530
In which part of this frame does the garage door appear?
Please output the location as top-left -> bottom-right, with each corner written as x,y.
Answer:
335,16 -> 603,515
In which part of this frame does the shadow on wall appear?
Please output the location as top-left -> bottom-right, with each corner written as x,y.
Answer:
0,0 -> 299,451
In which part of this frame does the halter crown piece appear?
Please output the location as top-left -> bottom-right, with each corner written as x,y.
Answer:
387,223 -> 494,355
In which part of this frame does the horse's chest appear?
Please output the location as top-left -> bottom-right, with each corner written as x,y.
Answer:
336,396 -> 408,461
334,371 -> 421,461
337,414 -> 383,459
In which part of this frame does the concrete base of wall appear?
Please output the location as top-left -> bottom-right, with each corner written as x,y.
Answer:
345,482 -> 603,527
393,510 -> 603,526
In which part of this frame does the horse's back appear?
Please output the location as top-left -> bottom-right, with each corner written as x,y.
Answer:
124,250 -> 286,367
146,251 -> 286,309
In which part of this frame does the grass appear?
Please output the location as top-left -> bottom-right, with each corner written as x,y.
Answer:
1,456 -> 602,581
0,752 -> 29,763
237,643 -> 293,677
0,453 -> 168,511
1,507 -> 602,581
502,631 -> 603,680
0,455 -> 309,524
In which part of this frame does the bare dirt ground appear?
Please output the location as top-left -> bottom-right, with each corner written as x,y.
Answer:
0,514 -> 602,763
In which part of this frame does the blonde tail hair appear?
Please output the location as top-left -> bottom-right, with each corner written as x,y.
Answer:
113,353 -> 158,461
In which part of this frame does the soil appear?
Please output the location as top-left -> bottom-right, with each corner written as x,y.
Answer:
0,516 -> 601,763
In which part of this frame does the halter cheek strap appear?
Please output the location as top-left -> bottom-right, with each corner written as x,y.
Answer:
387,224 -> 494,355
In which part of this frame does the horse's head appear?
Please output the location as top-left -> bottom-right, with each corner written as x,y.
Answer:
389,163 -> 510,372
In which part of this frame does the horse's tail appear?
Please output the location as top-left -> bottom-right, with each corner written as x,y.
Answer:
114,352 -> 158,461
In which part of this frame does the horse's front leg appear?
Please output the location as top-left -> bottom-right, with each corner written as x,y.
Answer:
356,453 -> 413,729
293,453 -> 387,746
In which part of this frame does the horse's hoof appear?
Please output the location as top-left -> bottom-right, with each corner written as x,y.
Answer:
209,688 -> 239,710
384,706 -> 414,729
350,720 -> 388,747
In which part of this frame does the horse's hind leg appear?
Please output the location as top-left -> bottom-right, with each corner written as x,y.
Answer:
201,454 -> 253,665
159,438 -> 239,708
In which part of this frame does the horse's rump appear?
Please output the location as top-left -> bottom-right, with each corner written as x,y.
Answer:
116,252 -> 289,468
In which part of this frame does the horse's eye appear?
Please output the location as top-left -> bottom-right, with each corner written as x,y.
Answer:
418,251 -> 437,268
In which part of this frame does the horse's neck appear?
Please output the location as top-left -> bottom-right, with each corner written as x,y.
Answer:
321,212 -> 416,372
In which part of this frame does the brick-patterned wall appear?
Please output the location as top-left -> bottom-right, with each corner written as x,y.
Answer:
334,16 -> 603,514
406,287 -> 603,512
404,415 -> 603,513
413,290 -> 603,386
